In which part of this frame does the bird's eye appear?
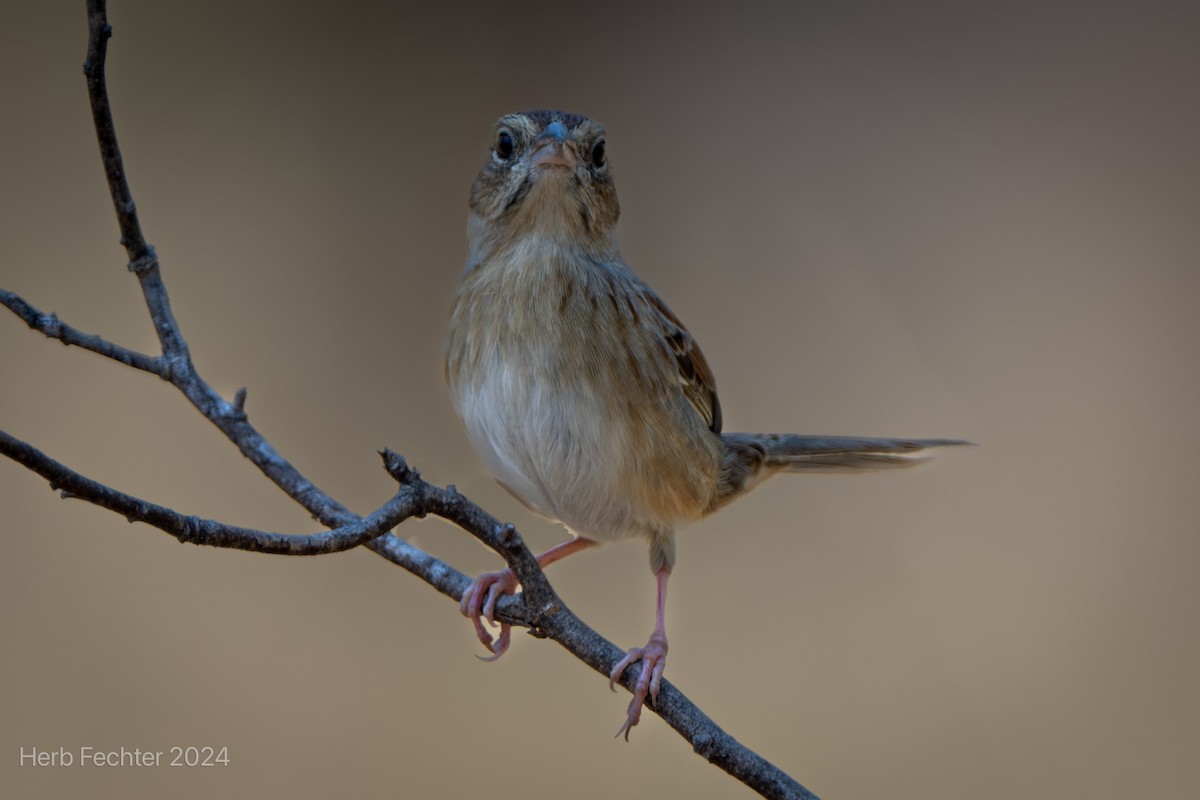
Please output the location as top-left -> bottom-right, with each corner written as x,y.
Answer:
590,138 -> 606,168
495,129 -> 515,160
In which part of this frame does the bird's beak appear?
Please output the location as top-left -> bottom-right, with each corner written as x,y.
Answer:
531,121 -> 575,169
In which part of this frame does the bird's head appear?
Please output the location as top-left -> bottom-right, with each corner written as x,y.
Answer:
468,110 -> 619,252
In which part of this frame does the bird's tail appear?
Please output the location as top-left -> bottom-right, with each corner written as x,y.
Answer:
710,433 -> 970,511
735,433 -> 971,473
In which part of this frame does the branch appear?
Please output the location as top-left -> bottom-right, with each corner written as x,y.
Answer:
0,429 -> 416,554
385,452 -> 815,799
0,3 -> 824,798
0,289 -> 163,374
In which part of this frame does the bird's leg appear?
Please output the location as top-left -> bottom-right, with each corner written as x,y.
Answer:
609,566 -> 671,740
459,536 -> 595,660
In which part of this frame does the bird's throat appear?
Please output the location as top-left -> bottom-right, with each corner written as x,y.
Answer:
468,181 -> 615,270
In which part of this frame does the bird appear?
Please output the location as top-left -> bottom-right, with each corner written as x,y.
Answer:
445,109 -> 967,739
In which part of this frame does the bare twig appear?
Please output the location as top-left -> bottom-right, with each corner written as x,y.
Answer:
0,288 -> 162,374
0,3 -> 824,798
81,0 -> 351,526
402,451 -> 813,796
0,430 -> 413,554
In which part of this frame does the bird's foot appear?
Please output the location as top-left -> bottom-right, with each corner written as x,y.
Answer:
608,632 -> 668,740
459,568 -> 518,661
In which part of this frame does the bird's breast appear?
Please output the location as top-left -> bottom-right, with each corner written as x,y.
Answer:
446,243 -> 720,540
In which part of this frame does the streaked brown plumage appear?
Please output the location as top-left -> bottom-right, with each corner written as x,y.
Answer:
446,109 -> 967,738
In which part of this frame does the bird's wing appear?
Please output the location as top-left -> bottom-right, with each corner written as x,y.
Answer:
643,288 -> 723,433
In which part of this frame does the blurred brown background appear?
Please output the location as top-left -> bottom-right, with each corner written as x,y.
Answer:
3,2 -> 1197,798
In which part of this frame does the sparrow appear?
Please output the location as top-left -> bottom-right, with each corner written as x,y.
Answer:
446,109 -> 966,738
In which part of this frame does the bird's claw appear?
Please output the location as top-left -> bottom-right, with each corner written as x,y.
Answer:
608,632 -> 668,740
459,569 -> 518,660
